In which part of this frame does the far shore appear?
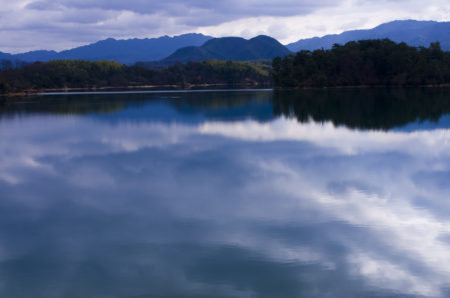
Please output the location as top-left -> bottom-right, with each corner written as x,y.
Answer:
0,83 -> 271,98
2,83 -> 450,100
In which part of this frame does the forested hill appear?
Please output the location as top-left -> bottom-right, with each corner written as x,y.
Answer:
0,60 -> 270,94
272,39 -> 450,88
156,35 -> 291,66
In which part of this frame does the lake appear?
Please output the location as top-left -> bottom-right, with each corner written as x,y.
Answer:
1,88 -> 450,297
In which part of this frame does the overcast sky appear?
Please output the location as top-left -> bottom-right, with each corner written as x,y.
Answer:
0,0 -> 449,53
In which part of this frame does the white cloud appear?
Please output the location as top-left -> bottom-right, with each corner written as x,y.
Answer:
198,118 -> 450,157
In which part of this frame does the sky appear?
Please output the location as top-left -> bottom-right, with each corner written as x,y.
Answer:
0,0 -> 449,53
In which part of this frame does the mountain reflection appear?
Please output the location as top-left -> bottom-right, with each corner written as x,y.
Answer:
0,91 -> 273,122
1,88 -> 450,130
0,90 -> 450,297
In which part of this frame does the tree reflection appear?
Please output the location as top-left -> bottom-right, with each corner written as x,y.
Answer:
273,88 -> 450,130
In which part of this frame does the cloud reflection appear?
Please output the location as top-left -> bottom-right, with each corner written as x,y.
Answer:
0,111 -> 450,297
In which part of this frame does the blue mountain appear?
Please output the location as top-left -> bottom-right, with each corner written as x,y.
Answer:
3,33 -> 213,65
0,52 -> 12,60
287,20 -> 450,52
14,50 -> 58,62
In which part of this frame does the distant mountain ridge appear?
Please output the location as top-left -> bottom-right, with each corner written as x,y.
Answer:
1,20 -> 449,66
287,20 -> 450,52
1,33 -> 213,65
157,35 -> 291,65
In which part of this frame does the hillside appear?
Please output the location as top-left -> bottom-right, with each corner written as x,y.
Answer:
273,39 -> 450,88
287,20 -> 450,52
2,34 -> 213,65
158,35 -> 291,65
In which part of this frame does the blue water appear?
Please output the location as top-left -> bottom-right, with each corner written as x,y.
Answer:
0,88 -> 450,297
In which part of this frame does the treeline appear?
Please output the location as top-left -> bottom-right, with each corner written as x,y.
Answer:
272,39 -> 450,88
0,60 -> 270,94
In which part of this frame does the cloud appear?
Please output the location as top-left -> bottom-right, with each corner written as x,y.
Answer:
21,0 -> 338,31
27,0 -> 336,18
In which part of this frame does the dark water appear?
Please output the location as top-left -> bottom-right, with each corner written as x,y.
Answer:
1,88 -> 450,298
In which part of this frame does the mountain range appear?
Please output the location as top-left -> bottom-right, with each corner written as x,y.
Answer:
287,20 -> 450,52
0,33 -> 212,65
0,20 -> 449,66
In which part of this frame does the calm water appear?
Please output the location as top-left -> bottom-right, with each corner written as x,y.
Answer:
1,88 -> 450,298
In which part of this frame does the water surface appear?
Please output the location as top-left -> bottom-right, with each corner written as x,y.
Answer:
1,88 -> 450,297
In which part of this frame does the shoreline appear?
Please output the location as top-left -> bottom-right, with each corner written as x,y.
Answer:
2,83 -> 450,99
0,83 -> 272,97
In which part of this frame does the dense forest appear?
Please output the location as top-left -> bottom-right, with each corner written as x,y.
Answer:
0,60 -> 270,94
272,39 -> 450,88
